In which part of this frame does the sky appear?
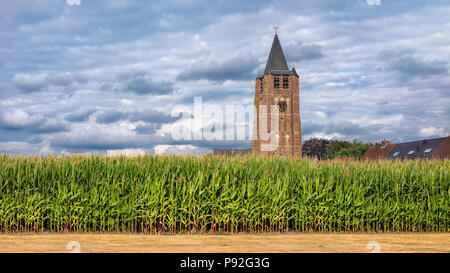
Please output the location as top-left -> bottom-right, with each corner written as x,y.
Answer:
0,0 -> 449,155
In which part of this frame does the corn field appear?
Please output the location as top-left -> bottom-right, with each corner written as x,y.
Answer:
0,154 -> 448,233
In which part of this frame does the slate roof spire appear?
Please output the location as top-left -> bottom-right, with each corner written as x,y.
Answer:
264,34 -> 289,74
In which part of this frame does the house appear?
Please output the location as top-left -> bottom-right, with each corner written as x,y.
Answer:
361,140 -> 396,160
362,136 -> 450,160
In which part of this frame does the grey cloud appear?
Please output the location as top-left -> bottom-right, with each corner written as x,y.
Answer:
133,123 -> 161,135
302,121 -> 323,136
116,71 -> 147,81
11,72 -> 86,93
326,121 -> 369,136
376,100 -> 389,106
380,49 -> 448,79
48,126 -> 168,151
12,74 -> 47,92
96,109 -> 180,124
129,109 -> 180,124
124,78 -> 173,95
32,119 -> 69,134
0,0 -> 61,16
117,71 -> 173,95
65,109 -> 96,122
179,89 -> 249,104
47,73 -> 87,86
169,139 -> 252,150
100,83 -> 115,91
96,109 -> 127,124
285,43 -> 325,62
176,54 -> 260,81
50,138 -> 144,151
302,121 -> 369,136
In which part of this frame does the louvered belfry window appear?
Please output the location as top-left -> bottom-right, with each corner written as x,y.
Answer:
274,77 -> 280,89
283,76 -> 289,89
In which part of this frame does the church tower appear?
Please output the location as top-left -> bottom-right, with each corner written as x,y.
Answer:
252,32 -> 302,156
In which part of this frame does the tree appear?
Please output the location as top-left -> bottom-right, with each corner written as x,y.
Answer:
325,139 -> 377,159
302,138 -> 331,159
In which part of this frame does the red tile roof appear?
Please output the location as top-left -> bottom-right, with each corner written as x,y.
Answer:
361,143 -> 396,160
433,136 -> 450,159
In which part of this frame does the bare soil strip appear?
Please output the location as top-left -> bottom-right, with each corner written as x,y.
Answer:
0,233 -> 448,253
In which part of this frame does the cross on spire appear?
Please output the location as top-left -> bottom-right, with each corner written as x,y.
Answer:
273,24 -> 279,34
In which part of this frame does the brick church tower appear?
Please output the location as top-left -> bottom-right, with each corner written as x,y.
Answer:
252,32 -> 302,156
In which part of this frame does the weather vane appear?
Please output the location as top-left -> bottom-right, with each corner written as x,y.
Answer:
273,24 -> 279,34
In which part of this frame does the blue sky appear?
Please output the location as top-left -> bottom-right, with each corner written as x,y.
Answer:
0,0 -> 449,155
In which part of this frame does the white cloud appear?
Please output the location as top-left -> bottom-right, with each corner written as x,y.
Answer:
315,111 -> 327,119
349,115 -> 404,127
121,99 -> 133,105
39,143 -> 56,155
106,148 -> 147,157
419,126 -> 447,137
305,132 -> 344,140
66,0 -> 81,6
0,109 -> 44,129
0,142 -> 36,155
154,145 -> 211,155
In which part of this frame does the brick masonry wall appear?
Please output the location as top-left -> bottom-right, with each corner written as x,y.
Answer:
252,73 -> 302,157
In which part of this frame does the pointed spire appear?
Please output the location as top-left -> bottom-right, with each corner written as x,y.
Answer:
264,34 -> 289,74
292,66 -> 298,76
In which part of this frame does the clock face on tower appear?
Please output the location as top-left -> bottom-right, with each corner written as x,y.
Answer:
278,101 -> 287,112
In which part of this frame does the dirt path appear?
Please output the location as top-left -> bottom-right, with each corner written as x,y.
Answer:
0,233 -> 448,253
